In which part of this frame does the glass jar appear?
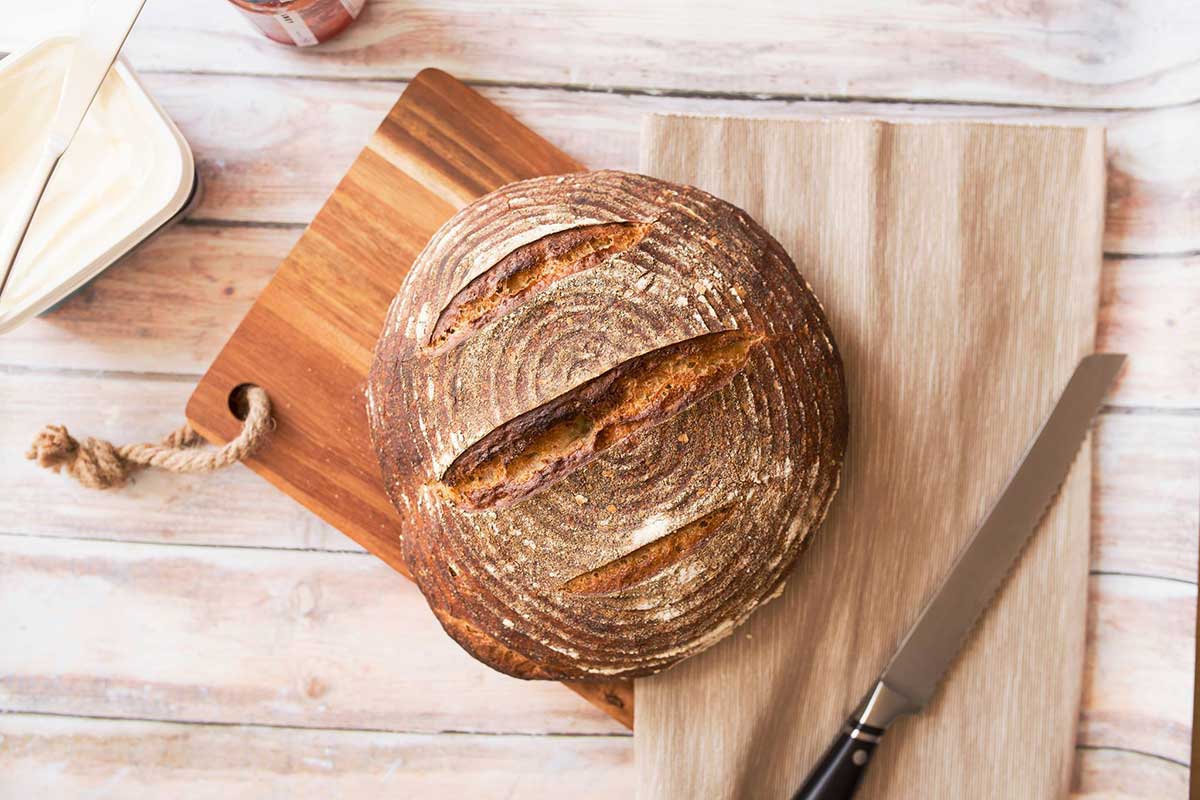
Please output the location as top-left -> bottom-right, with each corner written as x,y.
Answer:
225,0 -> 365,47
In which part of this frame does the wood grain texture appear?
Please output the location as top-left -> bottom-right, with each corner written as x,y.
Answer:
635,116 -> 1105,799
1081,574 -> 1197,766
0,534 -> 622,735
1091,413 -> 1200,584
0,714 -> 634,799
184,69 -> 640,724
0,541 -> 1187,759
86,71 -> 1200,255
1072,748 -> 1191,799
0,713 -> 1177,800
1,748 -> 1178,798
4,0 -> 1198,108
1096,255 -> 1200,408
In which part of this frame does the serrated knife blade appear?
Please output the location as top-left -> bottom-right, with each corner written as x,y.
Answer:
792,353 -> 1126,800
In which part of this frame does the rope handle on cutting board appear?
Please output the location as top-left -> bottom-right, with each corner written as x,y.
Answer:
26,386 -> 272,490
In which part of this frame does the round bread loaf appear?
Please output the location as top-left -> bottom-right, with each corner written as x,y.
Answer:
367,170 -> 847,679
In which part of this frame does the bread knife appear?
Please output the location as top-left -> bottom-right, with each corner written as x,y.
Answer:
791,353 -> 1126,800
0,0 -> 147,301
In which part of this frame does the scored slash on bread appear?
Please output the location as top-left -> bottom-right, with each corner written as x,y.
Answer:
438,329 -> 763,511
367,170 -> 848,679
562,504 -> 737,596
429,221 -> 652,352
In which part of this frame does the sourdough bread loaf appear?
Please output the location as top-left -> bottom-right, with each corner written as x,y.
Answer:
367,170 -> 847,679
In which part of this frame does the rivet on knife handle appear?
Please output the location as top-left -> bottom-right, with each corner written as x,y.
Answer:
789,353 -> 1125,800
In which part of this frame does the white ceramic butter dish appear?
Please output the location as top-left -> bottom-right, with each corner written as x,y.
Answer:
0,36 -> 197,334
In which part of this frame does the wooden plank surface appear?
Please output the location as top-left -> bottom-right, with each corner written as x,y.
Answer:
0,714 -> 1184,800
0,0 -> 1195,795
1081,574 -> 1196,766
0,714 -> 634,798
0,540 -> 1186,759
0,534 -> 622,734
636,116 -> 1104,798
104,74 -> 1200,255
1073,748 -> 1191,799
3,0 -> 1198,108
1092,413 -> 1200,584
0,537 -> 1180,786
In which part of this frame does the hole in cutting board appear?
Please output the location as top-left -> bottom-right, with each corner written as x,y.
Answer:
227,383 -> 259,421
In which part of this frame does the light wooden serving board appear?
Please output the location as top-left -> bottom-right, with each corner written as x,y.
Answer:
186,68 -> 633,726
635,117 -> 1106,798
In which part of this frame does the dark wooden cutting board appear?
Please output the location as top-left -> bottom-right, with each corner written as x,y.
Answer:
186,68 -> 633,726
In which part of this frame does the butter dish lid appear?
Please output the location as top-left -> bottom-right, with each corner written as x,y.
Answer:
0,36 -> 196,334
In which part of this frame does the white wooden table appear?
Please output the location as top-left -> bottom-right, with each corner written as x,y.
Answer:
1,2 -> 1196,796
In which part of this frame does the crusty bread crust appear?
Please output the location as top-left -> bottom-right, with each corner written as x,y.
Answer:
367,170 -> 848,679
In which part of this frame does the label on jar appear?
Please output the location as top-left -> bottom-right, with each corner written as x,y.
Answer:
339,0 -> 365,17
274,10 -> 319,46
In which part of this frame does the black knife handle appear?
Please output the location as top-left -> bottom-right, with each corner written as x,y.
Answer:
790,720 -> 884,800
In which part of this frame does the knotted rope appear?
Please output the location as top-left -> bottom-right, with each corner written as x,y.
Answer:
26,386 -> 272,490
